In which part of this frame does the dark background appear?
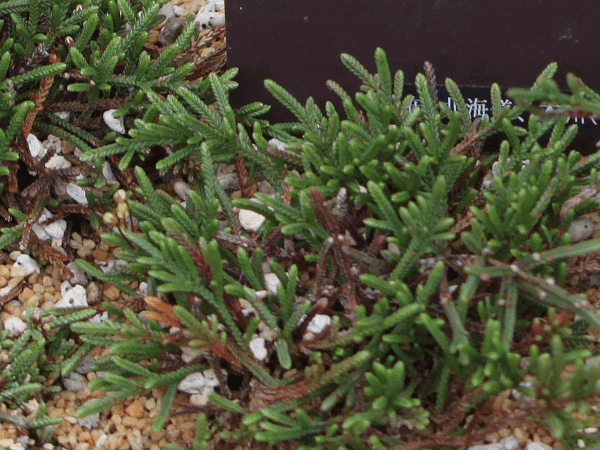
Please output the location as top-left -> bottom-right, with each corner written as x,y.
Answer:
225,1 -> 600,147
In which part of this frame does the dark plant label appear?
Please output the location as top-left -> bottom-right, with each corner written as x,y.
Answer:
226,0 -> 600,148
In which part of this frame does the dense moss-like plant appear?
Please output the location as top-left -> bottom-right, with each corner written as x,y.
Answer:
71,45 -> 600,449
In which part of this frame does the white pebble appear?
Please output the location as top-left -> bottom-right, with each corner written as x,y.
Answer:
77,401 -> 100,429
55,283 -> 88,308
263,273 -> 280,295
32,209 -> 54,241
568,218 -> 594,243
54,111 -> 70,121
249,336 -> 268,361
26,133 -> 45,159
178,372 -> 206,394
102,161 -> 116,183
13,254 -> 40,276
66,183 -> 88,205
180,346 -> 196,364
138,282 -> 150,297
4,317 -> 27,337
465,444 -> 504,450
44,155 -> 71,170
95,432 -> 108,448
98,259 -> 128,274
306,315 -> 332,334
258,321 -> 277,341
173,181 -> 191,201
66,262 -> 87,284
194,0 -> 225,29
44,219 -> 67,239
527,444 -> 553,450
62,372 -> 87,392
238,298 -> 257,316
499,435 -> 520,450
103,109 -> 125,134
202,368 -> 220,388
239,209 -> 266,232
43,134 -> 62,152
88,312 -> 108,324
267,138 -> 286,152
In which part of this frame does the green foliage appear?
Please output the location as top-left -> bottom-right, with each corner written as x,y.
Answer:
69,45 -> 600,449
0,307 -> 99,438
5,2 -> 600,445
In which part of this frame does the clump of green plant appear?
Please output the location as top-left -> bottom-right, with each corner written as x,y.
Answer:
0,306 -> 101,441
0,0 -> 210,250
72,46 -> 600,449
0,0 -> 229,442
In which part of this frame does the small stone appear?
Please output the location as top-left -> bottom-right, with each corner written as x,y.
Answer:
76,404 -> 100,430
22,399 -> 40,418
44,219 -> 67,239
32,210 -> 53,241
103,285 -> 120,300
125,399 -> 144,418
4,316 -> 27,337
178,372 -> 206,394
65,183 -> 88,205
239,298 -> 257,316
92,249 -> 109,262
82,239 -> 96,249
88,311 -> 108,324
568,218 -> 594,243
190,393 -> 209,407
103,109 -> 125,134
257,180 -> 276,194
75,355 -> 99,375
9,265 -> 25,279
66,262 -> 87,285
102,162 -> 116,183
98,259 -> 128,274
499,435 -> 520,450
263,273 -> 280,295
86,282 -> 101,305
203,368 -> 220,388
55,283 -> 88,308
94,432 -> 107,448
13,255 -> 40,277
267,138 -> 286,152
63,372 -> 87,392
239,208 -> 266,232
27,133 -> 45,159
194,0 -> 225,30
138,282 -> 150,297
249,336 -> 268,361
465,445 -> 504,450
258,321 -> 277,341
527,443 -> 553,450
306,315 -> 332,334
45,155 -> 71,170
216,164 -> 239,191
173,181 -> 191,201
54,111 -> 70,121
159,16 -> 184,46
